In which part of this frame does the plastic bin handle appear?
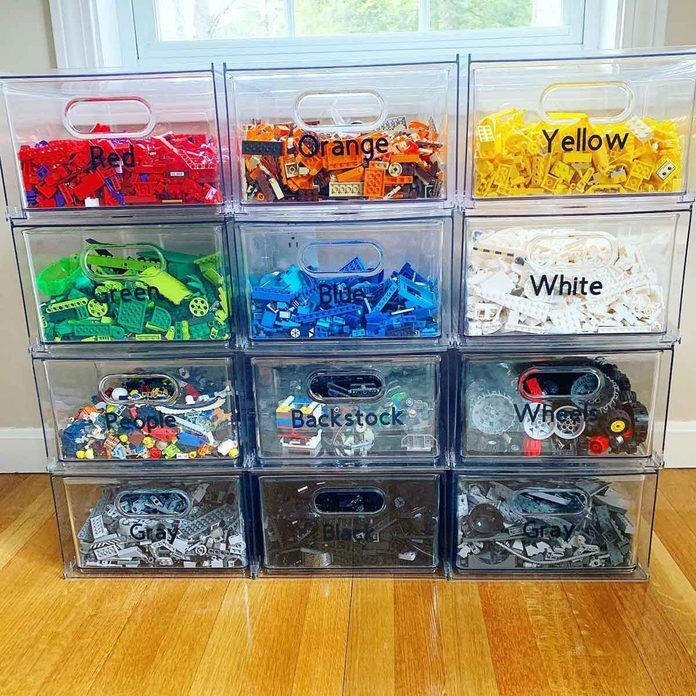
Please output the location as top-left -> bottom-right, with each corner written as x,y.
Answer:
307,370 -> 385,403
62,96 -> 156,139
511,487 -> 590,518
80,242 -> 167,281
539,81 -> 635,124
98,373 -> 180,406
524,230 -> 618,272
115,489 -> 192,518
312,488 -> 386,515
294,90 -> 386,134
299,240 -> 384,278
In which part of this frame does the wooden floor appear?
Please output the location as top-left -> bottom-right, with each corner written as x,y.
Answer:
0,470 -> 694,696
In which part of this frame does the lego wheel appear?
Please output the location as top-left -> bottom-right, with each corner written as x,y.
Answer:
553,405 -> 585,439
468,503 -> 504,536
470,391 -> 516,435
523,414 -> 554,440
189,296 -> 210,317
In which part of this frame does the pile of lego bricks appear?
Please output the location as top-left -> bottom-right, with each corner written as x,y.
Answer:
19,127 -> 222,208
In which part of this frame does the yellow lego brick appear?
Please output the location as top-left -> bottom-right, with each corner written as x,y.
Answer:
493,164 -> 511,187
531,156 -> 550,186
562,152 -> 593,164
608,169 -> 627,184
624,175 -> 641,192
476,124 -> 497,156
550,160 -> 574,182
654,156 -> 678,182
542,174 -> 559,192
591,146 -> 610,175
630,160 -> 653,179
474,157 -> 495,177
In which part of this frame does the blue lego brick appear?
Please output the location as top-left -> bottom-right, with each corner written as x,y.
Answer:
397,276 -> 436,309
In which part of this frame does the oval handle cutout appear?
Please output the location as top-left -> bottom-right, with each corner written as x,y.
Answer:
299,240 -> 384,278
98,373 -> 179,406
80,242 -> 166,281
313,488 -> 386,514
518,366 -> 603,402
294,90 -> 386,133
512,487 -> 589,517
525,231 -> 618,271
115,489 -> 192,518
63,96 -> 155,139
307,370 -> 385,402
539,81 -> 634,124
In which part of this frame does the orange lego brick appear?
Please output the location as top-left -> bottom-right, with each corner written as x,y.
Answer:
325,140 -> 364,171
364,167 -> 385,198
335,166 -> 365,183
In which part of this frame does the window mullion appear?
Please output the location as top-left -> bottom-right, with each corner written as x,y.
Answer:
419,0 -> 431,32
286,0 -> 296,38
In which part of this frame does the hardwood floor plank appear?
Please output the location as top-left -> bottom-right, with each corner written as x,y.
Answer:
138,580 -> 230,695
0,475 -> 52,537
394,580 -> 447,696
613,582 -> 696,695
87,580 -> 193,695
478,583 -> 550,696
657,470 -> 696,539
344,579 -> 395,696
648,535 -> 696,658
0,487 -> 54,570
191,578 -> 345,696
523,583 -> 594,696
564,583 -> 657,695
291,579 -> 351,696
439,582 -> 498,696
654,490 -> 696,582
35,579 -> 151,696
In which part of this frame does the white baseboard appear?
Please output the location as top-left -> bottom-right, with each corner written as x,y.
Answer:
0,424 -> 693,473
0,428 -> 46,473
663,421 -> 696,468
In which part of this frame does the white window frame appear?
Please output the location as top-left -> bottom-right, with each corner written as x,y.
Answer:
49,0 -> 669,70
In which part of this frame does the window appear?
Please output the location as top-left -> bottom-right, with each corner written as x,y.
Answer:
129,0 -> 587,65
48,0 -> 669,70
151,0 -> 565,42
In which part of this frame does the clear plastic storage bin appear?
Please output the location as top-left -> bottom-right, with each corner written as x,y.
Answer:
0,69 -> 223,215
238,217 -> 450,344
466,53 -> 696,203
453,470 -> 656,579
458,350 -> 671,461
462,210 -> 690,342
34,356 -> 241,465
256,471 -> 442,573
252,356 -> 441,460
226,62 -> 457,209
52,474 -> 248,575
14,222 -> 234,347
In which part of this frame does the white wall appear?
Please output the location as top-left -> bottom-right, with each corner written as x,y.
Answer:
0,0 -> 55,440
0,1 -> 694,469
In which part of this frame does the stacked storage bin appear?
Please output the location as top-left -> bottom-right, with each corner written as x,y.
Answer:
454,52 -> 696,578
225,63 -> 459,574
2,69 -> 251,576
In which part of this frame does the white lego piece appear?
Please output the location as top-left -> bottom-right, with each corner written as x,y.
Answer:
626,115 -> 653,142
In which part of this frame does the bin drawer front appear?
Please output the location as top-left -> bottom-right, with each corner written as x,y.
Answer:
460,351 -> 670,461
259,473 -> 441,571
454,472 -> 656,576
54,475 -> 248,573
253,356 -> 441,460
16,222 -> 233,346
36,357 -> 240,464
